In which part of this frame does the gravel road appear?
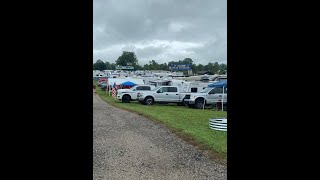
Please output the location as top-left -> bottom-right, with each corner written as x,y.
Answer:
93,93 -> 227,180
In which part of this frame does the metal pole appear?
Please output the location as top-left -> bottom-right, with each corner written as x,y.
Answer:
203,98 -> 205,110
222,86 -> 224,111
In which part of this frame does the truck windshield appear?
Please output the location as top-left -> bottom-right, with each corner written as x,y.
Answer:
200,88 -> 212,93
129,86 -> 137,90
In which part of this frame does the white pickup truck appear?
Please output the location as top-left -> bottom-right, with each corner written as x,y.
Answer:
116,85 -> 156,103
183,86 -> 227,109
137,86 -> 188,105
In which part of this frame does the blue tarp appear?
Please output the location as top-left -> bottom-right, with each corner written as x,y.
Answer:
121,81 -> 136,86
208,80 -> 227,88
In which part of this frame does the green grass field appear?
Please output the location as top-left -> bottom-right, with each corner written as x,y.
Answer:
94,81 -> 227,163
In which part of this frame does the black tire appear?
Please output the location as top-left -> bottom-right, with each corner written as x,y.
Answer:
177,98 -> 185,106
194,98 -> 205,109
144,97 -> 154,105
122,95 -> 131,103
183,98 -> 188,106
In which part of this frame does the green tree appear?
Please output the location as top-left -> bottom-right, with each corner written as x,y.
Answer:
191,63 -> 197,74
110,63 -> 116,70
116,51 -> 139,69
219,63 -> 227,74
212,62 -> 220,74
143,64 -> 150,70
159,62 -> 168,71
204,62 -> 214,74
135,64 -> 143,70
104,61 -> 111,70
148,60 -> 160,70
196,64 -> 204,71
93,59 -> 106,70
182,58 -> 193,64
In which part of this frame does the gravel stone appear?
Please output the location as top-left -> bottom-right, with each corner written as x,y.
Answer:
93,94 -> 227,180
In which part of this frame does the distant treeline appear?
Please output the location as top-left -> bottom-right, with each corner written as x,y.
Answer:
93,51 -> 227,74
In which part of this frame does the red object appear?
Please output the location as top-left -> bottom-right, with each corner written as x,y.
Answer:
98,78 -> 108,83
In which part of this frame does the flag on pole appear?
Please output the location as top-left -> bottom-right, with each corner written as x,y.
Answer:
112,82 -> 117,99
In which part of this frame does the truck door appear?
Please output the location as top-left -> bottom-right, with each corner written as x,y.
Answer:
207,87 -> 226,104
207,88 -> 216,104
167,87 -> 179,102
154,87 -> 168,102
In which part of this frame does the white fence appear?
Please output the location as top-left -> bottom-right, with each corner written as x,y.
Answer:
209,118 -> 227,131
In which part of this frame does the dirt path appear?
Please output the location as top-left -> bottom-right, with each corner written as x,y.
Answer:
93,94 -> 227,180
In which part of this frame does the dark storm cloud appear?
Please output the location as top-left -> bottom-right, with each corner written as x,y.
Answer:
93,0 -> 227,65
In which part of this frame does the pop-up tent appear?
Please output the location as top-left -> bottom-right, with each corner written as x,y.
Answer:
207,80 -> 227,88
121,81 -> 136,86
120,81 -> 137,89
207,80 -> 227,111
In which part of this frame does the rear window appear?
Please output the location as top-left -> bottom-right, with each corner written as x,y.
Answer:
168,87 -> 178,92
136,86 -> 152,90
143,86 -> 151,90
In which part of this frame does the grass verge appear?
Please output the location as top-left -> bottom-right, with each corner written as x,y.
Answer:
94,81 -> 227,164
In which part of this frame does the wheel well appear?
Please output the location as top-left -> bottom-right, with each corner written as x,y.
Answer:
195,97 -> 206,103
145,96 -> 154,101
123,94 -> 131,100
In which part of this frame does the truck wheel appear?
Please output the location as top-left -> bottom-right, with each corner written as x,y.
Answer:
122,95 -> 131,103
177,98 -> 185,106
183,98 -> 188,106
194,98 -> 205,109
144,97 -> 154,105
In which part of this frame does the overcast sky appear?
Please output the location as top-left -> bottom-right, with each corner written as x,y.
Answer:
93,0 -> 226,65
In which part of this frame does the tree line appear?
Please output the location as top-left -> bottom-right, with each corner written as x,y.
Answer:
93,51 -> 227,75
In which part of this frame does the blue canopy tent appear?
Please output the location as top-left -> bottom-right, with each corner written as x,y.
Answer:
120,81 -> 136,89
207,80 -> 227,111
207,80 -> 227,88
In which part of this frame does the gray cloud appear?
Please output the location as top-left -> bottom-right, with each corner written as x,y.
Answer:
93,0 -> 227,65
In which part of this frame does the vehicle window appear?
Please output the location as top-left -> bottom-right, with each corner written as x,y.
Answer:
201,88 -> 211,93
136,86 -> 143,90
143,86 -> 151,90
209,89 -> 215,94
129,86 -> 137,90
168,87 -> 177,92
158,87 -> 168,93
211,87 -> 223,94
191,88 -> 197,92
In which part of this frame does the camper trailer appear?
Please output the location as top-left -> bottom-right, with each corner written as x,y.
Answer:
180,81 -> 210,93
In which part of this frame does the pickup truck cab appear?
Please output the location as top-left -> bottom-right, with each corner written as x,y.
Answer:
117,85 -> 156,103
137,86 -> 186,105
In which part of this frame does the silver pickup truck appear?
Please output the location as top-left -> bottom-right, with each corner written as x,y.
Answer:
183,86 -> 227,109
137,86 -> 187,105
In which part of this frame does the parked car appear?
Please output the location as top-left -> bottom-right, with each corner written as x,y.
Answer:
99,82 -> 108,90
